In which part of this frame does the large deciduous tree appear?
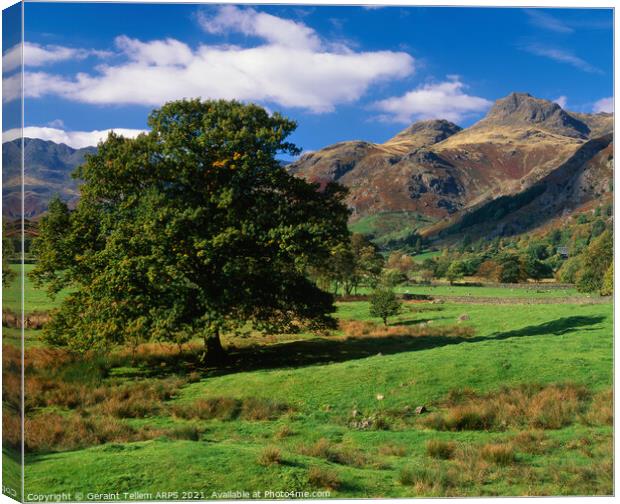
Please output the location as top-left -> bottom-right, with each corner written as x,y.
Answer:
31,99 -> 350,362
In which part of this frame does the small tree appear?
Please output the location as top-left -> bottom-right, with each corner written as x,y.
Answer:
497,253 -> 525,283
446,261 -> 465,285
369,288 -> 401,326
576,230 -> 613,293
600,264 -> 613,296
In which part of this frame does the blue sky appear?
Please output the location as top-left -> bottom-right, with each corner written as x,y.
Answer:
3,3 -> 613,151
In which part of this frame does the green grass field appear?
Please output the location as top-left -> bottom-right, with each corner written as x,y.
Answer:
349,212 -> 435,250
13,297 -> 612,498
3,264 -> 71,313
354,283 -> 585,299
410,249 -> 441,262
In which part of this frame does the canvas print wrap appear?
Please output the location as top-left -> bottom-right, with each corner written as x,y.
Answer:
1,2 -> 614,500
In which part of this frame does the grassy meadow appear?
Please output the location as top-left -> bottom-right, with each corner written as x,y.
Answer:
2,267 -> 613,498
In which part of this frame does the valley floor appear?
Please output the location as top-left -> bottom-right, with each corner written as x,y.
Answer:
3,299 -> 613,499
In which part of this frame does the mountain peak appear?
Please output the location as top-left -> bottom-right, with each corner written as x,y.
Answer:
478,92 -> 590,138
384,119 -> 462,152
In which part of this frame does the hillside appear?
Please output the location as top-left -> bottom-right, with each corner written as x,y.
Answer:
2,138 -> 95,219
289,92 -> 613,243
2,95 -> 613,244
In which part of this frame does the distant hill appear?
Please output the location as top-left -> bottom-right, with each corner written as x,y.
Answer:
2,138 -> 96,218
289,92 -> 613,244
2,94 -> 613,247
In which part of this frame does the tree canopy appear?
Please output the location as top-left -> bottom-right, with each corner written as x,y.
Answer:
31,99 -> 350,361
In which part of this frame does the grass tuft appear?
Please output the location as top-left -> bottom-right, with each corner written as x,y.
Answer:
426,439 -> 456,459
308,466 -> 341,490
257,446 -> 282,466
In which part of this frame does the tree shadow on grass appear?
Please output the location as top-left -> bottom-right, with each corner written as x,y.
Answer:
487,315 -> 606,340
113,315 -> 606,380
196,315 -> 606,379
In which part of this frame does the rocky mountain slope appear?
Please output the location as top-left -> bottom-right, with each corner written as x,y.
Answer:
289,92 -> 613,240
2,138 -> 96,218
2,93 -> 612,245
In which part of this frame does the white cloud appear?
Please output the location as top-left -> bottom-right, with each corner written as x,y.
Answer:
524,44 -> 602,74
3,127 -> 147,149
593,97 -> 613,113
197,6 -> 321,50
524,10 -> 573,34
372,77 -> 492,124
3,42 -> 111,73
14,7 -> 414,113
47,119 -> 65,128
554,95 -> 568,108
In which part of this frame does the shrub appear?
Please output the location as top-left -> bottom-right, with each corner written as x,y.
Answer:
257,446 -> 282,466
426,439 -> 456,459
308,467 -> 341,490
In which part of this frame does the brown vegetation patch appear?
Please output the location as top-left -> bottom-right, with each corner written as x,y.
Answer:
480,442 -> 516,466
421,383 -> 591,431
23,412 -> 204,452
23,376 -> 184,416
307,466 -> 342,490
299,438 -> 369,468
426,439 -> 456,459
257,446 -> 282,466
339,320 -> 475,339
378,443 -> 408,457
581,389 -> 613,426
511,430 -> 557,455
3,310 -> 52,329
171,397 -> 291,422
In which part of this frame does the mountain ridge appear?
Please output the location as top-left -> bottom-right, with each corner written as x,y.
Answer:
289,92 -> 613,241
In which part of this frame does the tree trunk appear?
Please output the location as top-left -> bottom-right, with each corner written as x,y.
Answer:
203,330 -> 227,365
383,317 -> 388,327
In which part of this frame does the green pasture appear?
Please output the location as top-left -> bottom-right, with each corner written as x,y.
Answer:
20,298 -> 613,497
